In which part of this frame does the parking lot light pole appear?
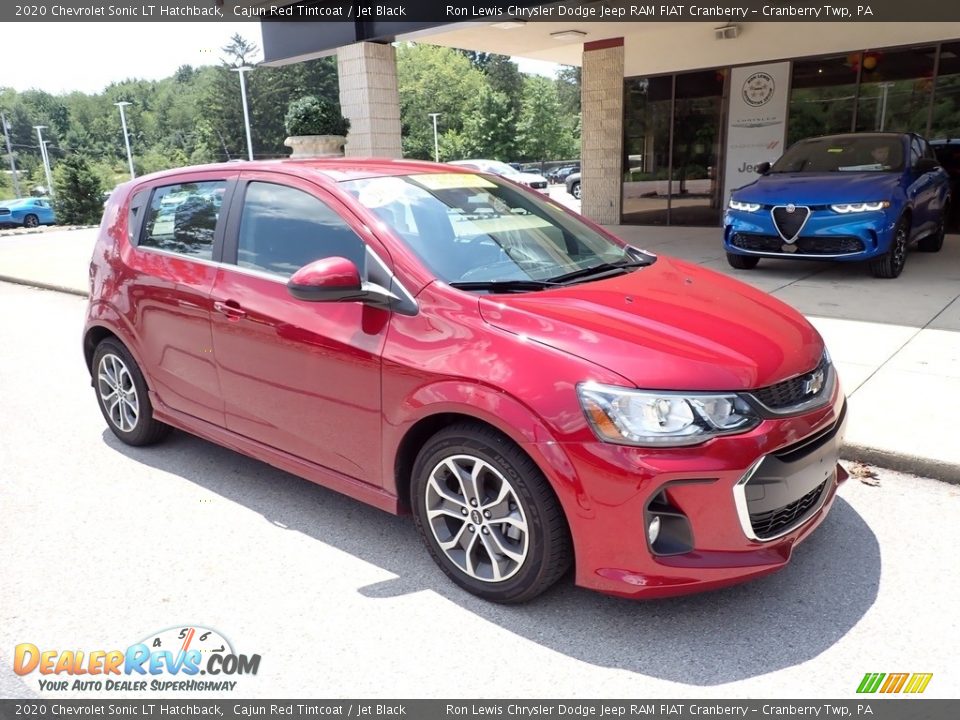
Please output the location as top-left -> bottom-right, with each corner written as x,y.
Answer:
429,113 -> 441,162
114,101 -> 135,179
33,125 -> 54,197
1,111 -> 21,197
231,66 -> 255,161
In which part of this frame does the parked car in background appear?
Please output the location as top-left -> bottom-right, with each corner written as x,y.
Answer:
725,132 -> 951,278
930,138 -> 960,229
565,171 -> 581,199
0,197 -> 56,228
449,159 -> 549,191
84,159 -> 847,604
548,165 -> 580,184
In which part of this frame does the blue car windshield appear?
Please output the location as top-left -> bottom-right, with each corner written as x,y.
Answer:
771,136 -> 904,173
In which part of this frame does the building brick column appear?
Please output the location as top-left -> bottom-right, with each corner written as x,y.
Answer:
337,42 -> 403,158
580,38 -> 624,225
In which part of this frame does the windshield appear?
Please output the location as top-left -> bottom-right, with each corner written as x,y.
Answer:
341,173 -> 648,287
771,136 -> 904,173
482,161 -> 521,176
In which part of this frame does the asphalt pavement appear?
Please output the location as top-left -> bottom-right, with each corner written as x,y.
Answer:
1,282 -> 959,699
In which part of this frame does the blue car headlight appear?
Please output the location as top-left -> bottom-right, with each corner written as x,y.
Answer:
830,201 -> 891,214
728,199 -> 762,212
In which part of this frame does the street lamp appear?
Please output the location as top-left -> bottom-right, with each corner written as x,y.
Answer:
33,125 -> 54,197
114,101 -> 135,179
231,66 -> 255,161
428,113 -> 441,162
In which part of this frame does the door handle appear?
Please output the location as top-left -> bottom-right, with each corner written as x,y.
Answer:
213,300 -> 247,321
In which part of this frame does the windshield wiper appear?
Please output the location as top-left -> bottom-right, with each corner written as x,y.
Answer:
448,279 -> 558,293
547,259 -> 650,285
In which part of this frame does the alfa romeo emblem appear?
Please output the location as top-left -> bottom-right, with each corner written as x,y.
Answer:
786,203 -> 796,213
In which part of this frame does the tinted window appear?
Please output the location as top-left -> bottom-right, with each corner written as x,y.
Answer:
910,137 -> 923,168
236,182 -> 365,277
141,181 -> 225,260
771,135 -> 904,173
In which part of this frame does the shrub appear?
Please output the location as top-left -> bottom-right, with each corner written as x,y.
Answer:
52,154 -> 104,225
284,96 -> 350,137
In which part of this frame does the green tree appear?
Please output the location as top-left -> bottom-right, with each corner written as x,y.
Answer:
517,75 -> 578,162
397,43 -> 485,160
52,154 -> 104,224
462,86 -> 517,160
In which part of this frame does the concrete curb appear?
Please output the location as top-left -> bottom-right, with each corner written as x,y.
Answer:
841,444 -> 960,486
0,225 -> 97,238
3,276 -> 959,486
0,276 -> 87,297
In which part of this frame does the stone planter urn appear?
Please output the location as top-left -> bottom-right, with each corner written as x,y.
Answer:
284,135 -> 346,159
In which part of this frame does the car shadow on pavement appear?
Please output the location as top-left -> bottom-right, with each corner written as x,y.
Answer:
104,428 -> 881,686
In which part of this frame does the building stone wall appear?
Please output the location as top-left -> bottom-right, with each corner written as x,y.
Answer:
337,42 -> 403,158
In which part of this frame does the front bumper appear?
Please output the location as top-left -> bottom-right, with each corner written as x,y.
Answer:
543,379 -> 848,598
724,206 -> 897,262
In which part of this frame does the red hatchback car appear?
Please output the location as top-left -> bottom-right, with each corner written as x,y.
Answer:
84,159 -> 848,603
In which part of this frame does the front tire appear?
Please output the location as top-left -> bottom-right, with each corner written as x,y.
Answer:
870,216 -> 910,278
410,423 -> 572,604
23,214 -> 39,228
918,203 -> 948,252
570,182 -> 581,200
92,338 -> 171,446
727,252 -> 760,270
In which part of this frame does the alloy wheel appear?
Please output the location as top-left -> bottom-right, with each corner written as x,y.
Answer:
97,353 -> 140,432
892,224 -> 907,272
424,454 -> 530,582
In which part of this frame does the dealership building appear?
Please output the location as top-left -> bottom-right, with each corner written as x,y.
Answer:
261,12 -> 960,227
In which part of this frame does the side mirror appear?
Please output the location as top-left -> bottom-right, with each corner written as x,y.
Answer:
916,158 -> 940,174
287,256 -> 403,311
287,256 -> 363,302
755,161 -> 771,175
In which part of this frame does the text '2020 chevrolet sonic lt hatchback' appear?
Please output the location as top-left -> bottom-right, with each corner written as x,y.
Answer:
84,159 -> 848,603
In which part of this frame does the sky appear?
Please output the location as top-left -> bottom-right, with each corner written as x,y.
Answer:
1,22 -> 559,96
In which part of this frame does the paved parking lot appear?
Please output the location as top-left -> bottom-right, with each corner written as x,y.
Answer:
1,282 -> 959,699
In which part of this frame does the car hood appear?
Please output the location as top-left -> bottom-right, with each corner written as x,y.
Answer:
734,172 -> 901,206
477,256 -> 823,391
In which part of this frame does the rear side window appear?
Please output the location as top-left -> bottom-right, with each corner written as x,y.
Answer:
236,182 -> 365,277
140,181 -> 226,260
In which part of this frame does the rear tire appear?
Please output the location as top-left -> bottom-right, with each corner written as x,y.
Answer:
570,182 -> 581,200
92,338 -> 171,446
918,204 -> 948,252
410,422 -> 572,604
23,214 -> 39,228
870,216 -> 910,278
727,253 -> 760,270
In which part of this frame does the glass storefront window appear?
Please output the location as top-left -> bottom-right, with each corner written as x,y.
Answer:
931,42 -> 960,139
623,76 -> 672,225
855,46 -> 936,133
788,54 -> 859,144
671,69 -> 725,226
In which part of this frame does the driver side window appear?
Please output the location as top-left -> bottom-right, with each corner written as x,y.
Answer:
237,182 -> 366,278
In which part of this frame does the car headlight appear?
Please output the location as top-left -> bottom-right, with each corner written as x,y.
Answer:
830,201 -> 890,214
728,199 -> 762,212
577,383 -> 760,447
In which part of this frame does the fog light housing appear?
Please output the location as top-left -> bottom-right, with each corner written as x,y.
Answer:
647,515 -> 662,545
645,490 -> 695,556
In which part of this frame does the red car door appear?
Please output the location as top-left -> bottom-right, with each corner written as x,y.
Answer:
208,172 -> 389,484
123,172 -> 236,426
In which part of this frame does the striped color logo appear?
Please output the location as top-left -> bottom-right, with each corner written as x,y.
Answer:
857,672 -> 933,694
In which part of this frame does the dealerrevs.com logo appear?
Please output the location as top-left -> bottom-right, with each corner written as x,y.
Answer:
14,625 -> 261,693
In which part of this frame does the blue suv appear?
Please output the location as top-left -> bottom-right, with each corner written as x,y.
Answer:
724,133 -> 951,278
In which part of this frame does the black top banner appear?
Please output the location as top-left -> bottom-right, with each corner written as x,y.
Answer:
5,0 -> 960,23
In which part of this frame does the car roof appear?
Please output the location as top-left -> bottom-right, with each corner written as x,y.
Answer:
797,132 -> 910,144
126,158 -> 470,185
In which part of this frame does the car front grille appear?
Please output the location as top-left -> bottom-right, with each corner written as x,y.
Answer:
795,236 -> 865,254
772,205 -> 810,240
731,234 -> 782,252
753,355 -> 830,411
749,480 -> 827,540
731,233 -> 864,256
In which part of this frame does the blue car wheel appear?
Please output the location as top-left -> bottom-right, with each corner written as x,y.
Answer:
869,216 -> 909,279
